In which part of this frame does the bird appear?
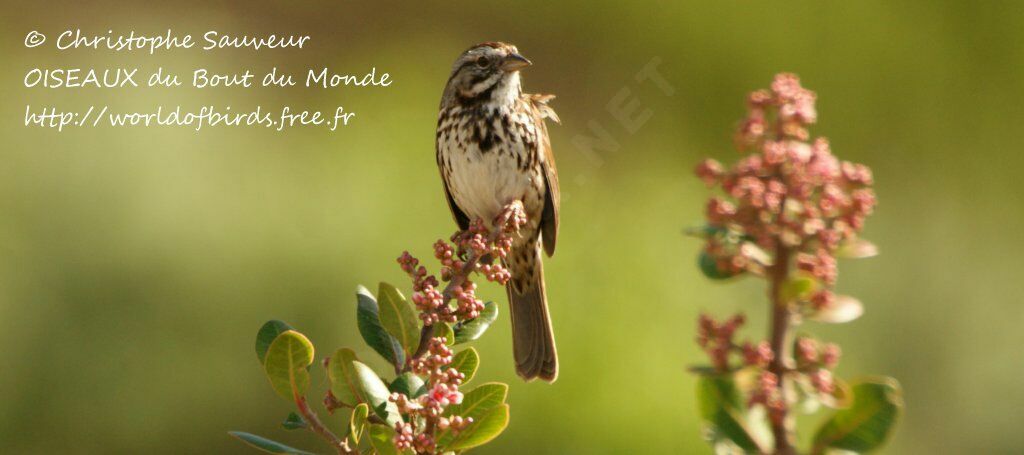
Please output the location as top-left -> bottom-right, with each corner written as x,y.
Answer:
435,42 -> 561,382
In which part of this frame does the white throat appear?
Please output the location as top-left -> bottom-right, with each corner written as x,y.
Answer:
489,71 -> 520,102
462,71 -> 521,104
491,72 -> 521,104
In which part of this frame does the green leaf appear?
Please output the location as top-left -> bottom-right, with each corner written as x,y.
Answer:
438,382 -> 509,447
793,374 -> 822,415
369,424 -> 411,455
437,322 -> 455,345
696,375 -> 763,452
440,404 -> 510,451
446,347 -> 480,384
263,330 -> 314,400
327,349 -> 402,426
684,224 -> 727,239
377,282 -> 421,358
741,242 -> 773,266
837,238 -> 879,259
328,348 -> 362,406
780,276 -> 818,303
356,285 -> 405,367
825,377 -> 854,409
453,301 -> 499,344
809,295 -> 864,324
228,431 -> 315,455
349,403 -> 369,444
447,382 -> 507,418
281,412 -> 306,430
697,374 -> 743,416
699,251 -> 741,280
812,378 -> 903,453
389,372 -> 426,397
352,360 -> 402,426
687,365 -> 721,376
255,320 -> 293,364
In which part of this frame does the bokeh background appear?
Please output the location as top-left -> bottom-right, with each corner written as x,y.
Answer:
3,1 -> 1023,453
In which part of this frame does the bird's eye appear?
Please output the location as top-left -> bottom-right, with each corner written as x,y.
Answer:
475,56 -> 491,68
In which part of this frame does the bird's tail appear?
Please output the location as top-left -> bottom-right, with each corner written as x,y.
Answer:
505,238 -> 558,382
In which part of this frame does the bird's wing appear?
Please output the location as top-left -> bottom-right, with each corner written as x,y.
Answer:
441,175 -> 470,231
528,93 -> 560,257
437,123 -> 470,231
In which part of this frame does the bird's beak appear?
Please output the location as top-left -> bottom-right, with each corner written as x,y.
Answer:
500,53 -> 532,72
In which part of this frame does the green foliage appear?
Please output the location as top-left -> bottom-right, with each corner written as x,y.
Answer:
453,301 -> 498,344
444,382 -> 508,421
239,272 -> 511,455
809,295 -> 864,324
684,224 -> 727,239
447,347 -> 480,384
389,372 -> 426,397
356,285 -> 405,367
781,276 -> 818,303
695,375 -> 763,452
836,238 -> 879,259
352,360 -> 402,426
698,251 -> 740,280
826,377 -> 854,409
263,330 -> 314,400
437,322 -> 455,345
377,282 -> 422,359
327,348 -> 363,406
443,404 -> 510,451
348,403 -> 369,444
255,320 -> 294,364
369,424 -> 408,455
742,243 -> 773,266
228,432 -> 315,455
437,383 -> 511,450
795,374 -> 853,412
281,412 -> 306,430
812,378 -> 903,453
327,348 -> 402,426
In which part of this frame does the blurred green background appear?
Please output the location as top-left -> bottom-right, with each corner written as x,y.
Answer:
2,1 -> 1022,453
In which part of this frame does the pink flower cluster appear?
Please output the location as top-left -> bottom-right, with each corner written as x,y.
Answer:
697,313 -> 744,371
794,337 -> 842,395
749,371 -> 785,424
386,203 -> 528,453
695,319 -> 844,421
397,204 -> 526,327
389,338 -> 473,453
695,73 -> 875,305
696,313 -> 774,372
690,74 -> 877,448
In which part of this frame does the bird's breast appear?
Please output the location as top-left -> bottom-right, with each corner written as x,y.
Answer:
438,107 -> 544,223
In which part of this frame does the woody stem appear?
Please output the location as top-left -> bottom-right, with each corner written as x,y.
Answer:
767,244 -> 795,455
295,395 -> 358,455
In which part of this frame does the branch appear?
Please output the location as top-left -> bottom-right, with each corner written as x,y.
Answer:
295,395 -> 359,455
408,223 -> 504,365
767,244 -> 795,455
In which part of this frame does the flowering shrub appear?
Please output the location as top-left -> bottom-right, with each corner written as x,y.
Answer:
231,203 -> 526,454
689,74 -> 902,454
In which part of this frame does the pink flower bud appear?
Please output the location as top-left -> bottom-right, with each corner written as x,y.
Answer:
695,159 -> 724,186
822,343 -> 841,369
810,369 -> 835,394
742,341 -> 774,368
796,337 -> 819,365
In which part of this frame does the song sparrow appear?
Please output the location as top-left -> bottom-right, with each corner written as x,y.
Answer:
436,42 -> 561,381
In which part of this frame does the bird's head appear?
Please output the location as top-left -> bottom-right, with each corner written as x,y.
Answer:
443,42 -> 531,105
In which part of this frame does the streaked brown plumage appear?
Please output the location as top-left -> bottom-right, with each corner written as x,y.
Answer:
435,42 -> 560,381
